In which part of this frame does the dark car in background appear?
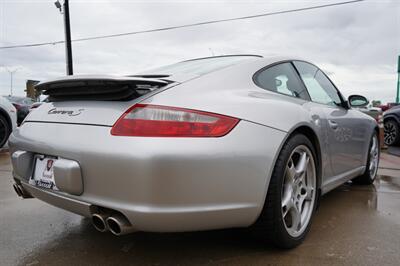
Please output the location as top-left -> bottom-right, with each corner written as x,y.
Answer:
379,102 -> 400,112
4,96 -> 35,126
384,105 -> 400,146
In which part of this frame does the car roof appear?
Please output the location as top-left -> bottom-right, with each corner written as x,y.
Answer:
180,54 -> 307,64
181,54 -> 263,62
136,55 -> 312,83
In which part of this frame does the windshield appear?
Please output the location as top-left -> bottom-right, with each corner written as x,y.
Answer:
142,55 -> 260,76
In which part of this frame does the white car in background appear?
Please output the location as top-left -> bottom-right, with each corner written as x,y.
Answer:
0,96 -> 17,148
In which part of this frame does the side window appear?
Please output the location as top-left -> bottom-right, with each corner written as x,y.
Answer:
254,63 -> 309,100
293,61 -> 342,107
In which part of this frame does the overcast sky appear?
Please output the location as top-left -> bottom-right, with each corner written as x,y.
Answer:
0,0 -> 399,103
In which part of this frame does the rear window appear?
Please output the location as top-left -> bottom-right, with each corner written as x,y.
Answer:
254,63 -> 309,100
142,56 -> 260,76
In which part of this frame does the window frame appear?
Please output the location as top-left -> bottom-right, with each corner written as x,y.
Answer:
252,60 -> 349,109
252,60 -> 312,101
291,60 -> 348,109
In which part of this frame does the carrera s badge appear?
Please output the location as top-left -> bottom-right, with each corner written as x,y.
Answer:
48,108 -> 84,116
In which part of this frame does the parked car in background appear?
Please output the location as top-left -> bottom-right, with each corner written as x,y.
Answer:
383,105 -> 400,146
357,106 -> 383,122
0,97 -> 17,148
348,95 -> 384,147
30,97 -> 48,111
9,55 -> 379,248
379,103 -> 400,112
4,96 -> 35,126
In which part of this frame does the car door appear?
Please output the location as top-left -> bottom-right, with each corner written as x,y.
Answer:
293,61 -> 366,177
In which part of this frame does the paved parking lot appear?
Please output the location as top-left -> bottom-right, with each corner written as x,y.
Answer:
1,151 -> 400,266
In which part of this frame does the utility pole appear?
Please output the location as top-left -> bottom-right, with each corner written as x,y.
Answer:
396,55 -> 400,104
55,0 -> 73,75
64,0 -> 73,75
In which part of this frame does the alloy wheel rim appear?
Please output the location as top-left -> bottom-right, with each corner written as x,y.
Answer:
384,122 -> 397,145
281,145 -> 316,238
369,134 -> 379,178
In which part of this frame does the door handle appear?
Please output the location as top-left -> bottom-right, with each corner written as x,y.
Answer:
328,120 -> 338,130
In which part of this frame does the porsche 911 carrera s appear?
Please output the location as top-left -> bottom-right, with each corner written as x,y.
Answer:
9,55 -> 379,248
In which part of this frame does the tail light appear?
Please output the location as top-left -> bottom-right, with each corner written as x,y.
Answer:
111,104 -> 239,137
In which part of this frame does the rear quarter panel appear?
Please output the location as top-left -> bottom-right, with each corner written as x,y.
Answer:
144,59 -> 314,133
145,59 -> 335,183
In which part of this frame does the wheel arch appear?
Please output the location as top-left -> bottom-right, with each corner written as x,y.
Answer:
274,124 -> 323,211
287,126 -> 322,189
251,123 -> 324,239
0,107 -> 12,130
384,114 -> 400,124
262,123 -> 323,213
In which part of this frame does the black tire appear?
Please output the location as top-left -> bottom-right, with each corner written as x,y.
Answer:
384,119 -> 399,146
353,132 -> 380,185
251,134 -> 318,249
0,115 -> 11,149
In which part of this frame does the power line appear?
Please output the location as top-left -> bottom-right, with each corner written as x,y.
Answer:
0,0 -> 365,50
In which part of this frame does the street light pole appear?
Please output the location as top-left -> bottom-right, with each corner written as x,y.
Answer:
63,0 -> 73,75
55,0 -> 73,75
10,71 -> 13,96
6,68 -> 19,96
396,55 -> 400,104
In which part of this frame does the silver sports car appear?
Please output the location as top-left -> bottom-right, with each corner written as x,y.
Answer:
9,55 -> 379,248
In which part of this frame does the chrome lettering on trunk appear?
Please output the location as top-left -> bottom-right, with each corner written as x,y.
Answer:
48,108 -> 84,116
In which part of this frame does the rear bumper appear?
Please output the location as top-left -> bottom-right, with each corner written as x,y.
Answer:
9,121 -> 286,232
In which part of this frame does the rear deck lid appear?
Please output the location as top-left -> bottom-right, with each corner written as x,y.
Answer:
25,75 -> 172,126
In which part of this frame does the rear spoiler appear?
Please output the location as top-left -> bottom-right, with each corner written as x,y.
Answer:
35,75 -> 171,101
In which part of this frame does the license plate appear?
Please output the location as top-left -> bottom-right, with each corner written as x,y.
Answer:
30,156 -> 59,190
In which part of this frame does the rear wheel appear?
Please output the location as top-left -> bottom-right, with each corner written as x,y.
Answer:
0,115 -> 10,148
384,119 -> 399,146
252,134 -> 318,248
353,132 -> 379,185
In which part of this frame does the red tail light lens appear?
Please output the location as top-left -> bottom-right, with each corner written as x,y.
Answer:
111,104 -> 239,137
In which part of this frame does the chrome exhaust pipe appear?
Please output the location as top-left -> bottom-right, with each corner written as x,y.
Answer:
92,213 -> 109,232
106,214 -> 136,236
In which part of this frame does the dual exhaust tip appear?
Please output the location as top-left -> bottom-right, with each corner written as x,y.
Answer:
92,212 -> 136,236
13,183 -> 134,236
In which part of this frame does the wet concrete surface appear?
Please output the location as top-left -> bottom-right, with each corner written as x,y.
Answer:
1,152 -> 400,266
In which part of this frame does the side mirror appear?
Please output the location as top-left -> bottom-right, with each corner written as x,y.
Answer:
348,95 -> 369,108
